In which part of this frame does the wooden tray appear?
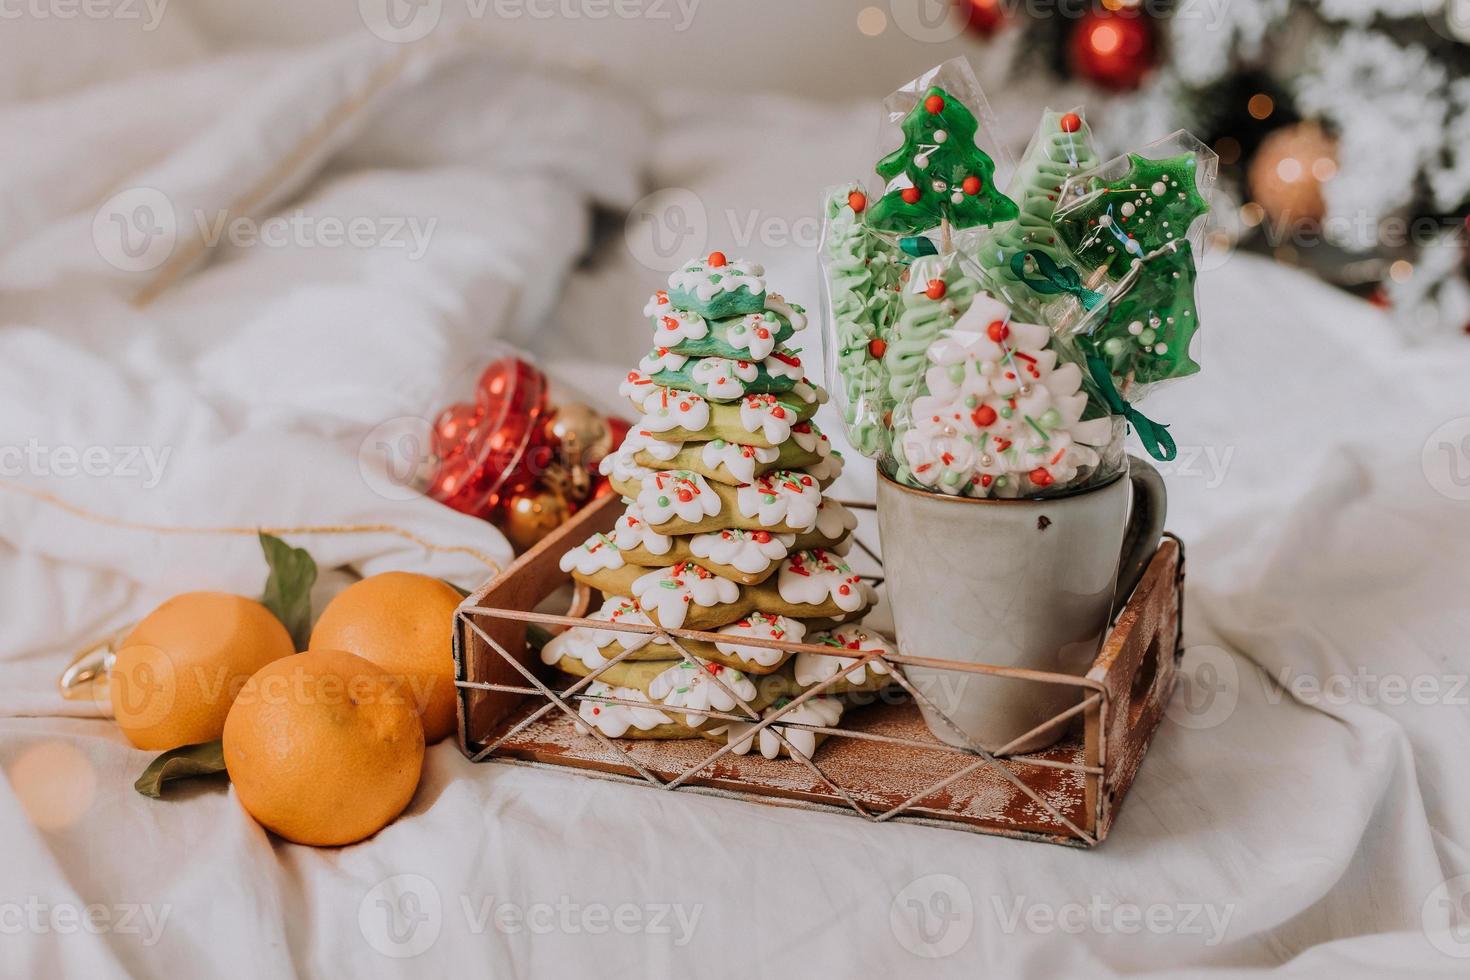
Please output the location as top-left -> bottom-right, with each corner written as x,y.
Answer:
453,493 -> 1184,847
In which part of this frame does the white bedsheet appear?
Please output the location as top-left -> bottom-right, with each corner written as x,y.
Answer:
3,29 -> 1470,980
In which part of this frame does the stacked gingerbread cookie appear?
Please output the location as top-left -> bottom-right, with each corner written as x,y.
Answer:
544,252 -> 898,757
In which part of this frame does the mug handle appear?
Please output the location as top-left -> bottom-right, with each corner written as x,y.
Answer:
1114,455 -> 1168,605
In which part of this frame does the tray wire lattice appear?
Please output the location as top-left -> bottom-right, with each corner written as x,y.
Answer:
454,495 -> 1183,847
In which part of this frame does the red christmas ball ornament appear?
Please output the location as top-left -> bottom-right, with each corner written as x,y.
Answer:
900,186 -> 922,205
1059,112 -> 1082,134
847,190 -> 867,213
707,250 -> 728,268
924,94 -> 946,114
867,337 -> 887,359
962,0 -> 1005,38
925,279 -> 947,300
1069,11 -> 1155,91
427,356 -> 550,517
431,402 -> 481,458
962,175 -> 983,196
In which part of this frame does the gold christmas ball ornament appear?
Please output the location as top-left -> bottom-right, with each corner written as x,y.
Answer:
501,488 -> 570,552
545,402 -> 610,461
1247,122 -> 1336,226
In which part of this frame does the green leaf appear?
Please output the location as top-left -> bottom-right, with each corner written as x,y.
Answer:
134,740 -> 227,799
259,531 -> 317,650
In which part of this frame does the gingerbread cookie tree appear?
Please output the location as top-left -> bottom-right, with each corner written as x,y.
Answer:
867,87 -> 1018,236
544,253 -> 899,751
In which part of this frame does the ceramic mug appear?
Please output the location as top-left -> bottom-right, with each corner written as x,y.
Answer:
875,456 -> 1166,754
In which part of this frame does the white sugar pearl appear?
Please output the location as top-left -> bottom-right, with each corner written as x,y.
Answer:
1152,181 -> 1167,195
1156,343 -> 1168,354
1099,214 -> 1113,227
1127,320 -> 1144,335
1121,202 -> 1136,217
951,191 -> 964,204
915,154 -> 930,168
934,130 -> 948,143
932,179 -> 948,192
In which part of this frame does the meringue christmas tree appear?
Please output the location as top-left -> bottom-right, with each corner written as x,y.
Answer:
891,293 -> 1114,498
980,108 -> 1099,308
866,87 -> 1018,236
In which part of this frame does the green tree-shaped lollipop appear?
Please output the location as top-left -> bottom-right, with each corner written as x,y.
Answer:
1052,153 -> 1209,279
1081,239 -> 1201,387
867,87 -> 1018,236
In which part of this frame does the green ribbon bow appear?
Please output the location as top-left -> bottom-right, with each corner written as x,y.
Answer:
1085,354 -> 1177,462
1010,249 -> 1103,309
899,235 -> 938,258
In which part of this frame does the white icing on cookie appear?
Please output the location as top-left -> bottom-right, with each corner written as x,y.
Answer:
794,624 -> 897,688
637,386 -> 710,434
559,504 -> 672,575
688,527 -> 795,574
764,294 -> 808,332
763,349 -> 806,382
791,380 -> 828,405
739,393 -> 799,443
699,439 -> 780,484
639,347 -> 691,374
631,562 -> 741,629
725,696 -> 843,759
636,431 -> 682,462
636,469 -> 722,526
803,451 -> 844,485
645,290 -> 711,342
691,356 -> 760,400
577,681 -> 675,738
648,660 -> 759,727
619,370 -> 657,407
735,470 -> 822,532
714,612 -> 806,668
726,311 -> 783,360
612,503 -> 673,555
669,257 -> 765,302
788,421 -> 827,455
540,597 -> 661,669
812,499 -> 859,541
560,530 -> 627,575
777,549 -> 868,612
597,436 -> 654,484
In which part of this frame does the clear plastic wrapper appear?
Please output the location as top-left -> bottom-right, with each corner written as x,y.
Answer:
883,252 -> 1122,498
818,58 -> 1017,462
976,107 -> 1100,322
1043,132 -> 1218,407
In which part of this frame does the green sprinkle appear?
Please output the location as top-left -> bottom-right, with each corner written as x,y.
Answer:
1024,415 -> 1049,440
657,495 -> 670,507
1000,406 -> 1014,419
